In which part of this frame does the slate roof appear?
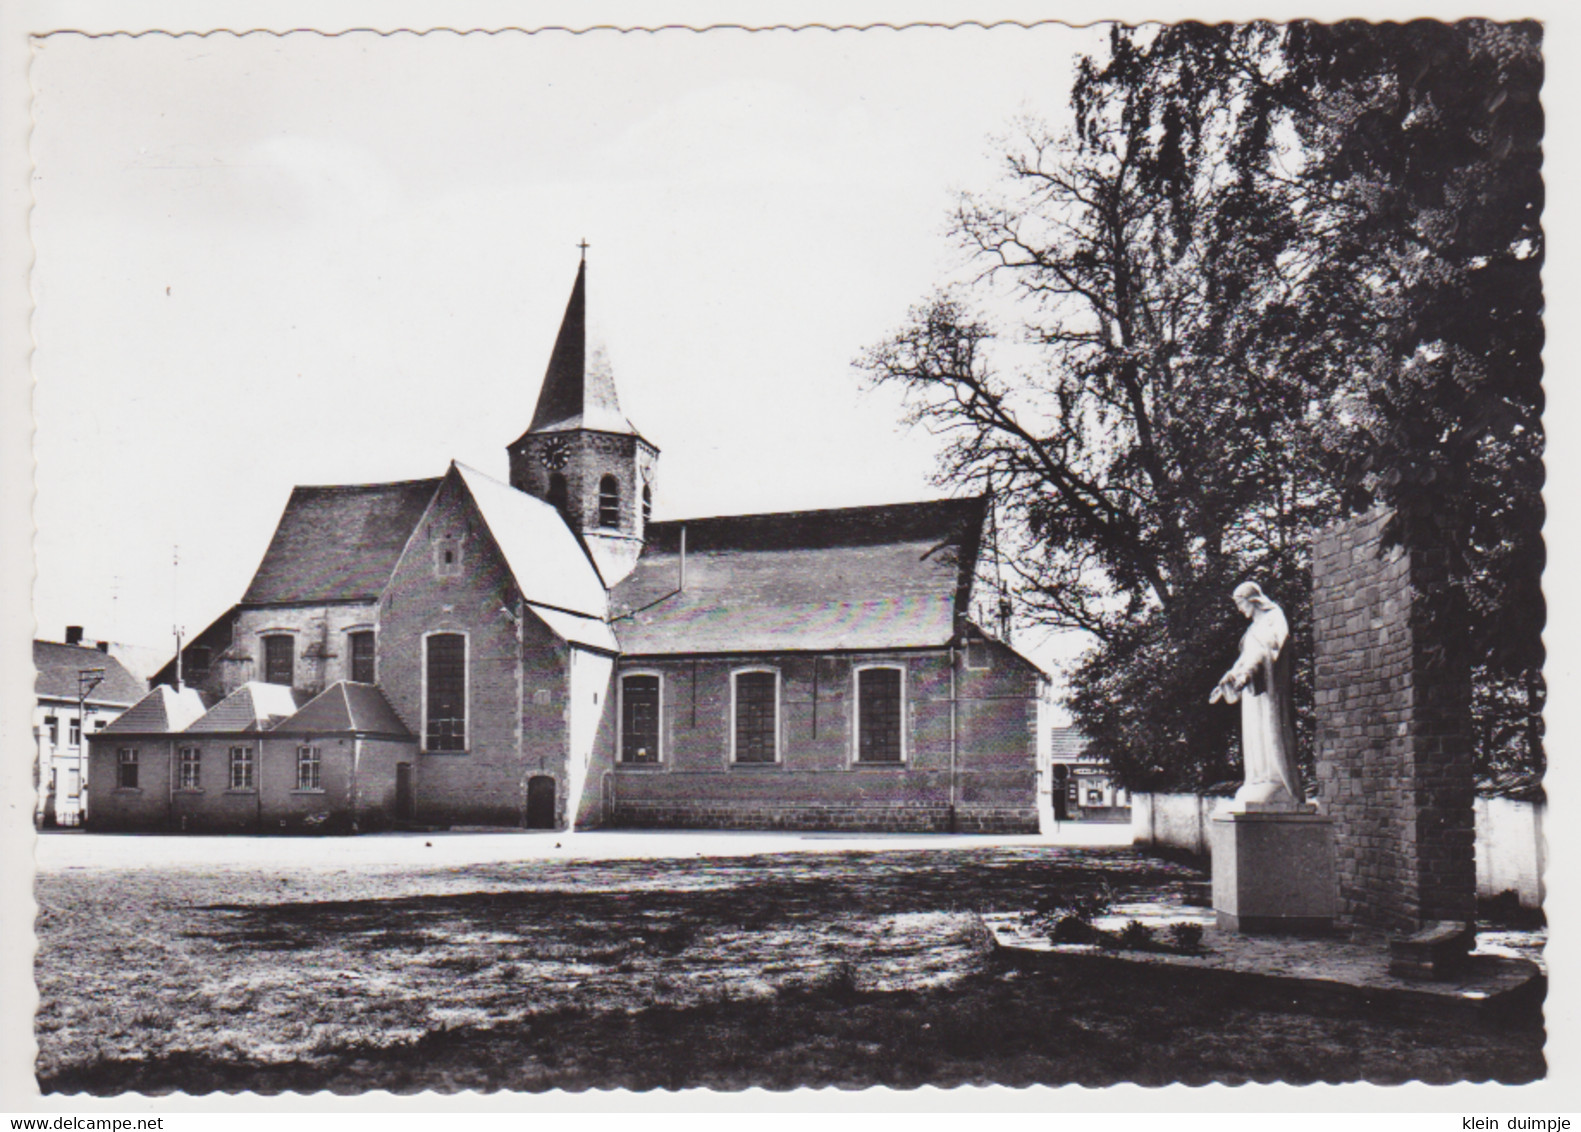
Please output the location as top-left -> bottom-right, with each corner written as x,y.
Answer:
1050,727 -> 1091,760
454,462 -> 611,623
34,641 -> 146,706
101,685 -> 208,735
186,682 -> 304,733
275,682 -> 413,738
609,497 -> 987,655
514,261 -> 644,442
241,478 -> 441,605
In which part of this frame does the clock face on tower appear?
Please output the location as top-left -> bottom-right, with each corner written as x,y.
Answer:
540,437 -> 570,471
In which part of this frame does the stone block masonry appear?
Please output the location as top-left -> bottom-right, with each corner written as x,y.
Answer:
1311,507 -> 1476,934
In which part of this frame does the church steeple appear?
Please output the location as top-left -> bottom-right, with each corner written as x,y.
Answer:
508,253 -> 660,586
515,259 -> 638,441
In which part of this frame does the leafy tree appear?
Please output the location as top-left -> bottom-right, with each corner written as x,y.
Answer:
861,20 -> 1544,791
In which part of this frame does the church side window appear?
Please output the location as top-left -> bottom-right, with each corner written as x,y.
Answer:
348,631 -> 375,684
731,670 -> 779,764
598,475 -> 620,528
621,674 -> 661,764
179,746 -> 201,790
263,634 -> 294,687
425,633 -> 467,752
229,745 -> 254,790
855,665 -> 905,764
116,748 -> 139,789
642,485 -> 653,525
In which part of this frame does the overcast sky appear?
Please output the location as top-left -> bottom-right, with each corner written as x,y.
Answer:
29,25 -> 1108,671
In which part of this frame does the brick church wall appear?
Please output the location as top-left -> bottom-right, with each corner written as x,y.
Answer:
1312,507 -> 1476,933
379,476 -> 569,828
598,641 -> 1042,833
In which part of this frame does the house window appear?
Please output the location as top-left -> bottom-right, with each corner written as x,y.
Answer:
621,674 -> 661,764
732,670 -> 779,764
229,745 -> 254,790
69,718 -> 81,747
263,634 -> 294,687
45,716 -> 58,745
642,485 -> 653,524
296,745 -> 322,791
179,746 -> 201,790
425,633 -> 467,751
547,473 -> 569,517
856,666 -> 904,763
116,748 -> 139,789
94,719 -> 107,731
1087,788 -> 1104,805
598,475 -> 620,528
349,631 -> 376,684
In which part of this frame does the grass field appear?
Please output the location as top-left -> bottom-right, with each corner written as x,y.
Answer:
33,844 -> 1545,1093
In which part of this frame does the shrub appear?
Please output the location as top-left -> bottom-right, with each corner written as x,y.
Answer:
1118,920 -> 1155,950
1168,922 -> 1205,953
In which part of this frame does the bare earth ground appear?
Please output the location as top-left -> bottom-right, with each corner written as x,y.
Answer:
33,833 -> 1544,1093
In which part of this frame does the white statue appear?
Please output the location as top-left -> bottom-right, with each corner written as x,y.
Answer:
1210,581 -> 1302,807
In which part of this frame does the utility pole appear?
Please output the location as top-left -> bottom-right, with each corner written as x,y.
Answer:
172,545 -> 185,691
76,667 -> 105,826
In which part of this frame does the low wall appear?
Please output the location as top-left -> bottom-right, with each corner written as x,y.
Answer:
1128,792 -> 1231,860
1475,795 -> 1546,908
1133,791 -> 1547,908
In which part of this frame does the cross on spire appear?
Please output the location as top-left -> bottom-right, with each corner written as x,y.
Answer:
578,238 -> 590,261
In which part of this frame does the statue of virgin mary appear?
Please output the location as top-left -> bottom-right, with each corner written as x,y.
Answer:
1209,581 -> 1302,807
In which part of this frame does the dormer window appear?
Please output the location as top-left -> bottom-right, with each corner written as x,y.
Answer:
598,475 -> 620,528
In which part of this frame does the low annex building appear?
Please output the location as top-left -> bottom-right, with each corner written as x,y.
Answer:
94,259 -> 1052,834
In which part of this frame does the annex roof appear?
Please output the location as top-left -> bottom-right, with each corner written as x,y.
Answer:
453,462 -> 610,621
513,260 -> 643,442
186,681 -> 304,733
241,478 -> 441,605
609,497 -> 987,655
277,682 -> 413,738
100,684 -> 208,735
34,641 -> 146,707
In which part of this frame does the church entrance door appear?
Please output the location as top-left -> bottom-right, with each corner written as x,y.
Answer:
526,775 -> 556,829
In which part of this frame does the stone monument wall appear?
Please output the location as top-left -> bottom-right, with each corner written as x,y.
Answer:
1311,508 -> 1476,934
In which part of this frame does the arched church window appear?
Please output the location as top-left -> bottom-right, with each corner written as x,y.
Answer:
642,485 -> 653,525
547,473 -> 569,517
598,475 -> 620,528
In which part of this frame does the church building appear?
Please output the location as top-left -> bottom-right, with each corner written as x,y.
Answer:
89,259 -> 1052,834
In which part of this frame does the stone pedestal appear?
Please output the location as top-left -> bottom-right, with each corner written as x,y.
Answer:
1210,807 -> 1336,934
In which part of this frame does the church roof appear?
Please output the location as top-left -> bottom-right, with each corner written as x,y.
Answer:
34,641 -> 146,707
275,682 -> 413,738
452,462 -> 611,623
186,681 -> 304,733
609,497 -> 988,655
241,478 -> 442,606
100,684 -> 208,734
513,260 -> 643,442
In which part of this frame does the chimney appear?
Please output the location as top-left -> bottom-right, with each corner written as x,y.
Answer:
96,641 -> 110,653
65,626 -> 84,645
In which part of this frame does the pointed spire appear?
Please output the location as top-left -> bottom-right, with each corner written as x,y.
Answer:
519,256 -> 638,441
